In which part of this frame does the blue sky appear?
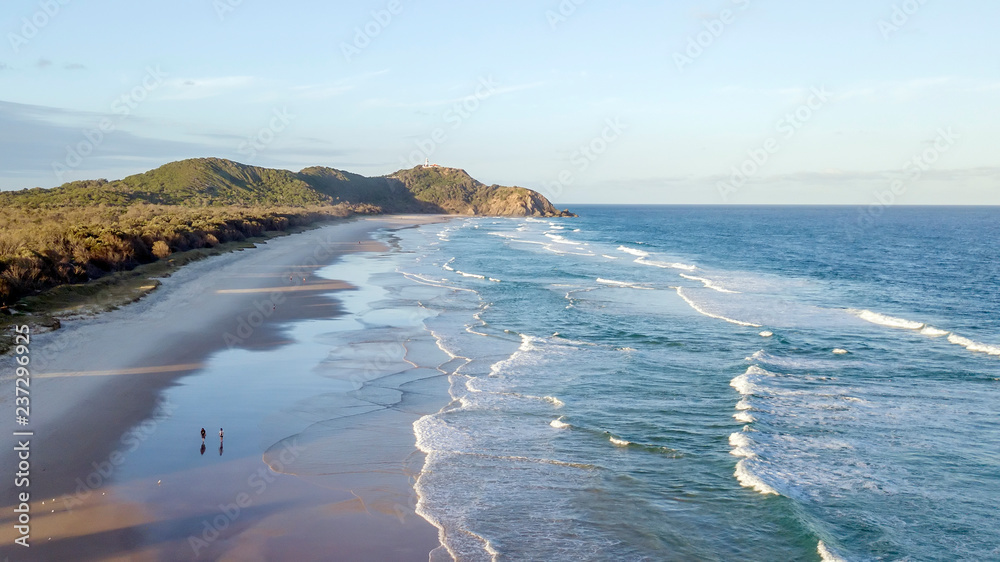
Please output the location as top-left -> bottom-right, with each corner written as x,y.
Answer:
1,0 -> 998,204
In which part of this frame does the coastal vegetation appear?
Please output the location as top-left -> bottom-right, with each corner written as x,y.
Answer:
0,158 -> 572,326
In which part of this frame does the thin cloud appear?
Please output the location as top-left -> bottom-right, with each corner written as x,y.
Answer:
291,84 -> 355,100
160,76 -> 256,100
365,80 -> 546,109
290,69 -> 391,100
36,58 -> 52,69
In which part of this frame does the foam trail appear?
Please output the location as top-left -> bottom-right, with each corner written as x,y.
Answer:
679,273 -> 740,294
609,436 -> 630,447
849,309 -> 924,330
676,287 -> 762,328
550,418 -> 570,429
730,366 -> 773,396
948,334 -> 1000,356
636,257 -> 697,271
400,271 -> 478,293
733,460 -> 779,495
597,278 -> 653,290
543,396 -> 565,408
852,309 -> 1000,356
817,541 -> 847,562
617,245 -> 649,257
729,432 -> 755,457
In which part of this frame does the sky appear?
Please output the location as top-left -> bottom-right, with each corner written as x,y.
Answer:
1,0 -> 998,205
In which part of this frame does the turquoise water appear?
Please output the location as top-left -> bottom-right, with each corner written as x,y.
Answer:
389,207 -> 1000,561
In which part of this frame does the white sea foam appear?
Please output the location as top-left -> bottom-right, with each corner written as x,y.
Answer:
735,398 -> 753,411
850,309 -> 924,330
617,245 -> 649,257
550,418 -> 570,429
455,271 -> 486,280
609,436 -> 630,447
729,432 -> 755,457
400,271 -> 478,293
920,326 -> 949,337
734,460 -> 780,495
601,254 -> 618,260
832,348 -> 848,355
948,334 -> 1000,356
730,374 -> 757,396
636,257 -> 698,271
597,278 -> 653,290
488,278 -> 501,283
817,540 -> 847,562
759,331 -> 773,338
733,411 -> 756,424
730,366 -> 774,396
544,396 -> 565,408
679,273 -> 740,294
676,287 -> 762,328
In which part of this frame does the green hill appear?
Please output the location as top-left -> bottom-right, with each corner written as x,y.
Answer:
1,158 -> 574,217
0,158 -> 573,309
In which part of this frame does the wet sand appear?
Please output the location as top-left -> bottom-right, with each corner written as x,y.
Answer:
0,215 -> 452,561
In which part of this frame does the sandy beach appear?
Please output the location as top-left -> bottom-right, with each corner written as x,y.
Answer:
0,215 -> 452,561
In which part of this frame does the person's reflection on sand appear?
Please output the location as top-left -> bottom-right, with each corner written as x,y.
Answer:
219,443 -> 224,456
200,443 -> 206,455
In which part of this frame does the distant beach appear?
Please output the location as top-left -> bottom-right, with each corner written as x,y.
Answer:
0,215 -> 451,560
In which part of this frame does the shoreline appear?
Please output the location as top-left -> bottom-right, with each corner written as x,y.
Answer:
0,215 -> 453,560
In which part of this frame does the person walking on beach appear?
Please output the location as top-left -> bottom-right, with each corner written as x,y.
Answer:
201,428 -> 206,442
219,428 -> 224,441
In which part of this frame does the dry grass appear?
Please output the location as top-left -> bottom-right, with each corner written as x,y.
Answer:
0,202 -> 373,307
0,221 -> 328,354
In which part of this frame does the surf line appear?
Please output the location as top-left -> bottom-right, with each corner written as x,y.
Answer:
674,287 -> 762,328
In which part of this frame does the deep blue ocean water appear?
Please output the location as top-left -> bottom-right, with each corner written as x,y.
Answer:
386,206 -> 1000,561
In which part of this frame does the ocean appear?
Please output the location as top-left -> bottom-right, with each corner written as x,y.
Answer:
374,206 -> 1000,561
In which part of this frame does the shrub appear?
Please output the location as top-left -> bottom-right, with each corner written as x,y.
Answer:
151,240 -> 172,259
